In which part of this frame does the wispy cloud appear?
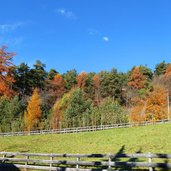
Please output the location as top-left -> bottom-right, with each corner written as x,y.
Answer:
88,28 -> 100,36
88,28 -> 110,43
103,36 -> 109,42
0,22 -> 25,48
0,22 -> 24,33
56,8 -> 76,19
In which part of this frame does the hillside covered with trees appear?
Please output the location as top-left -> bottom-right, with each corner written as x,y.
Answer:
0,46 -> 171,132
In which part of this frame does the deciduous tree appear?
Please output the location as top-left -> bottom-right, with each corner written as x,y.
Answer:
146,86 -> 167,121
51,89 -> 74,129
76,71 -> 87,88
45,73 -> 65,105
164,63 -> 171,77
128,67 -> 146,90
92,74 -> 101,105
0,46 -> 15,97
24,88 -> 42,131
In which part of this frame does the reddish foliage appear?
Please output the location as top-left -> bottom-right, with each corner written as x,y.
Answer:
51,100 -> 63,129
146,86 -> 167,120
164,63 -> 171,77
0,46 -> 15,97
130,85 -> 168,123
51,74 -> 65,98
92,74 -> 101,105
92,74 -> 100,90
46,73 -> 65,104
128,67 -> 146,89
76,71 -> 87,88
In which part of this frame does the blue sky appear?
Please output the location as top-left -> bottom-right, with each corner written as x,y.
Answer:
0,0 -> 171,73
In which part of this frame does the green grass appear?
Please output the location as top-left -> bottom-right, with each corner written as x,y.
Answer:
0,123 -> 171,154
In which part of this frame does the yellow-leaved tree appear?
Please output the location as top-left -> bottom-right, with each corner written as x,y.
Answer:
24,88 -> 42,131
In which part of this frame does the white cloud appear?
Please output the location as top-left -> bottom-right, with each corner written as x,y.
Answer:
0,22 -> 24,33
88,28 -> 110,43
103,36 -> 109,42
0,22 -> 25,48
56,8 -> 76,19
88,28 -> 100,36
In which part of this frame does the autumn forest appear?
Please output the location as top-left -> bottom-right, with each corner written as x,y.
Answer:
0,46 -> 171,133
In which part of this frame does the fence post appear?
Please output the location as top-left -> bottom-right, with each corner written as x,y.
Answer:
25,155 -> 29,171
148,152 -> 153,171
76,156 -> 80,169
50,156 -> 53,170
2,154 -> 5,163
108,154 -> 111,170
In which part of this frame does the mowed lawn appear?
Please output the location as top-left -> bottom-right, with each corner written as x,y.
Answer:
0,123 -> 171,154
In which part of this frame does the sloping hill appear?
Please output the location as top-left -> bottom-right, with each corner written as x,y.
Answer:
0,123 -> 171,154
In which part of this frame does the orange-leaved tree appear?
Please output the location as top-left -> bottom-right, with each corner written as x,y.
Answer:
129,97 -> 146,123
51,89 -> 74,129
92,74 -> 101,105
24,88 -> 42,131
0,46 -> 15,97
162,63 -> 171,94
46,73 -> 65,103
145,85 -> 167,121
53,73 -> 65,96
128,67 -> 146,89
76,71 -> 87,88
164,63 -> 171,77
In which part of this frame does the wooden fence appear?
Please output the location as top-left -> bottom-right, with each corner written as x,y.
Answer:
0,152 -> 171,170
0,119 -> 170,137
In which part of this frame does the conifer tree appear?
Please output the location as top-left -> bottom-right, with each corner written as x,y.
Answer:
63,69 -> 77,91
154,61 -> 168,76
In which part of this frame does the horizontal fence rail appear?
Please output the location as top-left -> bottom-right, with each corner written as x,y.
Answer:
0,152 -> 171,170
0,119 -> 170,137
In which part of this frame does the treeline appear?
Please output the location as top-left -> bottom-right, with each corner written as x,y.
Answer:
0,46 -> 171,132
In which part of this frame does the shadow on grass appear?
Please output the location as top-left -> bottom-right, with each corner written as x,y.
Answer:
126,148 -> 142,171
110,146 -> 149,171
111,145 -> 126,171
0,164 -> 20,171
158,157 -> 170,171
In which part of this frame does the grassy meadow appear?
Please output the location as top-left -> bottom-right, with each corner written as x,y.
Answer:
0,123 -> 171,154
